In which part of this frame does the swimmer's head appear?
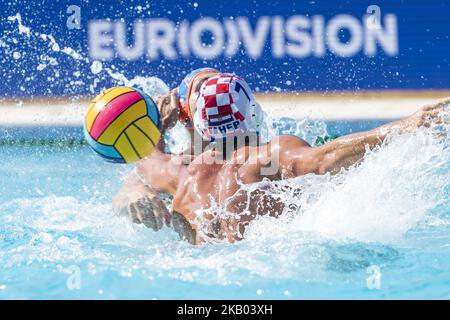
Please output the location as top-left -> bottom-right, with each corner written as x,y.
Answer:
178,67 -> 221,125
192,73 -> 266,142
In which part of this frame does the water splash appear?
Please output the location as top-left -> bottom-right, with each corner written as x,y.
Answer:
1,11 -> 450,299
182,115 -> 450,248
0,114 -> 449,298
245,124 -> 450,244
7,13 -> 30,35
3,12 -> 169,100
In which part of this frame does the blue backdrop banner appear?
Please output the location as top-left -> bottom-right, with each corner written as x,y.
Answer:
0,0 -> 449,97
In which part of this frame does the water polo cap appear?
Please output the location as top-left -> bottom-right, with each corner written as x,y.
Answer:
192,73 -> 265,142
178,67 -> 220,126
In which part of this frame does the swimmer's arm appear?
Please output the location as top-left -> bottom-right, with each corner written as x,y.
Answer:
295,122 -> 412,175
155,89 -> 199,159
112,91 -> 186,225
133,89 -> 190,194
136,148 -> 186,195
285,98 -> 449,175
136,112 -> 188,195
277,127 -> 392,176
112,170 -> 172,227
155,89 -> 180,136
305,127 -> 396,174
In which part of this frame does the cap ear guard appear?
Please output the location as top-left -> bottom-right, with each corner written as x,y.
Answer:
248,101 -> 262,134
248,101 -> 270,143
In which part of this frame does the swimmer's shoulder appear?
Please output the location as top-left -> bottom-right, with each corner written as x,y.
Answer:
231,135 -> 311,164
268,135 -> 311,149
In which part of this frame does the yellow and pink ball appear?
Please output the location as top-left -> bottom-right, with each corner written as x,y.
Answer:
84,87 -> 161,163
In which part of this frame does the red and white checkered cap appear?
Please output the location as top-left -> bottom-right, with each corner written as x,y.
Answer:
193,74 -> 261,141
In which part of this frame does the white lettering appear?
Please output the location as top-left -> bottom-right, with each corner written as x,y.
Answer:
177,20 -> 190,57
286,15 -> 311,58
312,15 -> 325,57
272,16 -> 284,58
224,18 -> 239,57
364,14 -> 398,56
147,19 -> 177,60
190,17 -> 224,59
87,15 -> 399,61
237,16 -> 270,59
88,20 -> 114,60
115,20 -> 145,60
326,14 -> 363,57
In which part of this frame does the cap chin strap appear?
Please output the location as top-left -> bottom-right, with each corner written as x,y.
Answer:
192,107 -> 209,141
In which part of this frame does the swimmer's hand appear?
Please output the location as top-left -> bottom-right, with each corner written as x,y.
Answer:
405,97 -> 450,130
154,89 -> 180,131
112,172 -> 172,231
126,193 -> 172,231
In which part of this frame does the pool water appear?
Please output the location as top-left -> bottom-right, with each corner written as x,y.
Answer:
0,119 -> 449,299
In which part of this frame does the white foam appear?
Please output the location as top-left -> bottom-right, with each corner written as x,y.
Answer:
7,13 -> 30,35
2,121 -> 448,285
103,68 -> 170,96
90,61 -> 103,75
245,125 -> 450,244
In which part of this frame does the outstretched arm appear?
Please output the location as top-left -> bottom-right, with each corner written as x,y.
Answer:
280,98 -> 449,177
136,89 -> 188,194
112,90 -> 187,227
112,170 -> 172,229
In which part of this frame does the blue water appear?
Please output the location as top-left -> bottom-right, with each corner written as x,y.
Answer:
0,119 -> 449,299
2,7 -> 449,299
